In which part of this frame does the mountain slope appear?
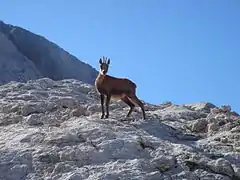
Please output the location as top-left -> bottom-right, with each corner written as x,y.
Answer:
0,78 -> 239,180
0,31 -> 42,84
0,21 -> 98,85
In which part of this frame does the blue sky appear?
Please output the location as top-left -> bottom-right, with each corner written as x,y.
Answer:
1,1 -> 240,113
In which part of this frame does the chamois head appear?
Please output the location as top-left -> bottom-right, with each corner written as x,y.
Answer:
99,56 -> 110,75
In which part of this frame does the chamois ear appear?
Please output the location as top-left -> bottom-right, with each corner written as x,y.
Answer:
99,58 -> 102,64
107,58 -> 110,65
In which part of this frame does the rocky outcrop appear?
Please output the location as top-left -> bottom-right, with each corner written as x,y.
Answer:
0,78 -> 239,180
0,20 -> 98,85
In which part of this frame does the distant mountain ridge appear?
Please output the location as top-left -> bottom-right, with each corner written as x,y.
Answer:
0,20 -> 98,85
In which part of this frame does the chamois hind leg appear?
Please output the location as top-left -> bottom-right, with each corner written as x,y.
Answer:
121,96 -> 135,118
128,94 -> 146,120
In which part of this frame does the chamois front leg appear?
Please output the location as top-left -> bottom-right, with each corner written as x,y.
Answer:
105,94 -> 111,118
100,94 -> 105,119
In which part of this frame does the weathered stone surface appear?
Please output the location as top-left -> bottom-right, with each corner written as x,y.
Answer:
191,118 -> 208,133
0,78 -> 239,179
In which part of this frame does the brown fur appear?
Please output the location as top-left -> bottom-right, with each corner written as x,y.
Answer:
95,57 -> 146,120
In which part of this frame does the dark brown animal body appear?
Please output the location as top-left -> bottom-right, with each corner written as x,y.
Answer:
95,57 -> 146,120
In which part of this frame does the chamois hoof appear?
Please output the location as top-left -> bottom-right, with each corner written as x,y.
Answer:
100,115 -> 105,119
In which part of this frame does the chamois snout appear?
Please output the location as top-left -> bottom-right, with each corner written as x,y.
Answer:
102,69 -> 107,75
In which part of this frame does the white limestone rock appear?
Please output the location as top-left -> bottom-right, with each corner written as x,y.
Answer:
0,78 -> 239,180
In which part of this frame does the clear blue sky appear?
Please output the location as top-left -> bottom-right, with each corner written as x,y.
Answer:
1,1 -> 240,113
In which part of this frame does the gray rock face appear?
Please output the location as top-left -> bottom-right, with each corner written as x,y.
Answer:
0,20 -> 98,85
0,32 -> 42,84
0,78 -> 239,180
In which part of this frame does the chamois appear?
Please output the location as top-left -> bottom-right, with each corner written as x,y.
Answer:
95,56 -> 146,120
